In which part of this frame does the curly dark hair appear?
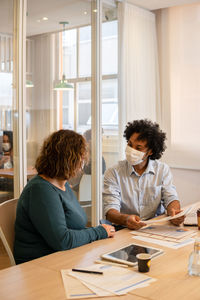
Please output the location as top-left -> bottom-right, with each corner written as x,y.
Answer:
123,119 -> 166,160
35,129 -> 88,180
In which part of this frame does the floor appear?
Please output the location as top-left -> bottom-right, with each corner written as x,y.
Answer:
0,239 -> 10,270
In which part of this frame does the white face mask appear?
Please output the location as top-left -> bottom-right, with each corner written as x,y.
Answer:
2,143 -> 11,152
125,145 -> 146,166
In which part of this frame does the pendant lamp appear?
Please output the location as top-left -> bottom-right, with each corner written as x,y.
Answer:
26,80 -> 34,88
54,74 -> 73,91
54,21 -> 73,91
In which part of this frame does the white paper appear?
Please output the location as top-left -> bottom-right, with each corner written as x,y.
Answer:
132,224 -> 196,241
68,264 -> 156,296
132,235 -> 195,249
143,204 -> 196,225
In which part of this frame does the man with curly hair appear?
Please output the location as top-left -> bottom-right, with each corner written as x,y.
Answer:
103,119 -> 184,230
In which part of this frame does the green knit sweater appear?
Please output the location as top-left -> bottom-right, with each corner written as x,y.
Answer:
14,175 -> 107,264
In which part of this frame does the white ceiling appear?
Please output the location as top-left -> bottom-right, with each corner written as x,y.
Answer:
27,0 -> 92,36
26,0 -> 200,36
0,0 -> 200,36
128,0 -> 200,10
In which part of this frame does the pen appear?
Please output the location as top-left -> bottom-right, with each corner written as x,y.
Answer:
72,268 -> 103,275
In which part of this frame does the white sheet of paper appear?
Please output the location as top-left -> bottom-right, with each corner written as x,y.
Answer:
61,270 -> 98,299
132,225 -> 196,241
68,264 -> 156,296
132,235 -> 195,249
61,269 -> 115,299
143,204 -> 196,225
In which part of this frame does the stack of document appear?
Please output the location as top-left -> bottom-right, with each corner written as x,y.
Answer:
61,264 -> 156,299
131,225 -> 197,249
130,204 -> 198,249
143,204 -> 196,225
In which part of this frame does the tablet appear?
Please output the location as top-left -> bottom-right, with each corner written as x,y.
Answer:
101,243 -> 164,266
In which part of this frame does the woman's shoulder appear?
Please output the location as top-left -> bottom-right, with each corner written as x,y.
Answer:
23,175 -> 56,193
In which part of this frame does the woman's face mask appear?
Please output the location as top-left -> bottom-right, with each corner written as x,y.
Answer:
2,143 -> 11,152
125,145 -> 146,166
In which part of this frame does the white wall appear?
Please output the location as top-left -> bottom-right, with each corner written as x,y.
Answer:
171,168 -> 200,207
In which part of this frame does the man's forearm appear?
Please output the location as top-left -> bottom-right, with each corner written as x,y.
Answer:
167,200 -> 180,215
106,209 -> 129,226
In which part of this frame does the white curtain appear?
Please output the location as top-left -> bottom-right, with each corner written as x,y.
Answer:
118,2 -> 160,158
157,4 -> 200,169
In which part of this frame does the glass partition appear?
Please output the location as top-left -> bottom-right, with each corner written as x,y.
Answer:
25,0 -> 119,224
0,0 -> 14,203
26,0 -> 93,223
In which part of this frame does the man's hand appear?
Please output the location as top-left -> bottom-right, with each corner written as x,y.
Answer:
168,208 -> 185,226
126,215 -> 146,230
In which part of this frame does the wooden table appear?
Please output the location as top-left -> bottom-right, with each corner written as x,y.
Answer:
0,167 -> 37,179
0,226 -> 200,300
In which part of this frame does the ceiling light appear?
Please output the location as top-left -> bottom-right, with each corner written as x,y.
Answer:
54,75 -> 73,91
83,11 -> 88,15
36,19 -> 41,23
42,17 -> 48,21
93,9 -> 97,13
26,80 -> 34,88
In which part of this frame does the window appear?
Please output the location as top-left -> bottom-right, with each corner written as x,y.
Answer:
102,21 -> 118,75
61,21 -> 118,135
79,26 -> 91,78
62,87 -> 74,130
62,29 -> 77,79
77,82 -> 91,133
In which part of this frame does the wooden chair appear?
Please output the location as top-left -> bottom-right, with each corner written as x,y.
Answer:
0,198 -> 18,266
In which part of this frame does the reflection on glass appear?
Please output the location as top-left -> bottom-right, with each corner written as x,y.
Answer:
0,0 -> 14,203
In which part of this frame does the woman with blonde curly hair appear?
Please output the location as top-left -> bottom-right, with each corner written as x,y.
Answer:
14,130 -> 115,264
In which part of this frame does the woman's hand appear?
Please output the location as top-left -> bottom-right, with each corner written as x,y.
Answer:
101,224 -> 115,237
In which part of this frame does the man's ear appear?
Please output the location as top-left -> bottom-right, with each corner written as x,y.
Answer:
147,149 -> 153,157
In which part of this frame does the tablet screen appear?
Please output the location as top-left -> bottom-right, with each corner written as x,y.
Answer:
102,243 -> 163,266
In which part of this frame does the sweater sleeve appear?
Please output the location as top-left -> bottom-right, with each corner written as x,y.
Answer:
28,183 -> 107,251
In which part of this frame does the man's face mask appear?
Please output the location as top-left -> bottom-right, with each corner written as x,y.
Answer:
125,145 -> 146,166
2,143 -> 11,152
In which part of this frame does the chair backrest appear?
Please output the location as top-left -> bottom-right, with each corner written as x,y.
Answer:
0,198 -> 18,266
78,174 -> 91,204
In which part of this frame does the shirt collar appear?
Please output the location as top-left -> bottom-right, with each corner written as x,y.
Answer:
127,159 -> 155,176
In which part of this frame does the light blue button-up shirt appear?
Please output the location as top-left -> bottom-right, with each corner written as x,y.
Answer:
103,159 -> 179,220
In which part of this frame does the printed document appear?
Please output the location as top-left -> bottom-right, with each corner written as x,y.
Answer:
61,264 -> 156,299
131,225 -> 196,241
132,235 -> 195,249
143,204 -> 196,225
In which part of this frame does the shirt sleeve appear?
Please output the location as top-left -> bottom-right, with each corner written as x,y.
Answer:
28,183 -> 107,251
161,163 -> 179,208
103,167 -> 122,215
